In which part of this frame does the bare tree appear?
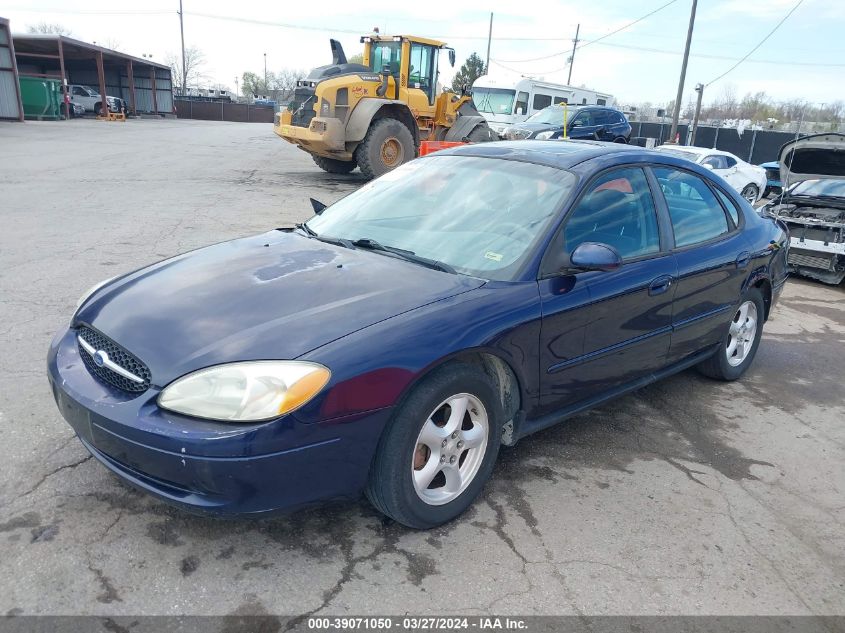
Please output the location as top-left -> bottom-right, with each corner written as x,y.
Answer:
272,68 -> 307,101
101,38 -> 122,51
167,46 -> 207,95
27,22 -> 72,36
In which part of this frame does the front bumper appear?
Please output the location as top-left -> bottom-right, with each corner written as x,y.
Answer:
47,327 -> 390,516
273,110 -> 351,160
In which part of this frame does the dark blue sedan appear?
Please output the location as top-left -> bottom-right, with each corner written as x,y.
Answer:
48,141 -> 789,528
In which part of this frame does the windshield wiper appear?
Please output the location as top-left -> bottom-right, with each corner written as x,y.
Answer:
295,223 -> 355,249
351,238 -> 456,274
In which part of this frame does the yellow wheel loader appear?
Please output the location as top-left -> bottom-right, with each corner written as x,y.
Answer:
273,34 -> 497,179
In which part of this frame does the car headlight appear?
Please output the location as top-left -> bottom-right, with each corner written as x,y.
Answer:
158,361 -> 331,422
535,130 -> 555,140
504,127 -> 531,140
75,276 -> 117,310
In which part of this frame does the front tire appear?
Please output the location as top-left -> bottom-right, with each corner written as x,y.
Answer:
365,363 -> 502,529
741,184 -> 759,204
311,154 -> 356,174
355,117 -> 415,180
466,125 -> 497,143
697,288 -> 765,381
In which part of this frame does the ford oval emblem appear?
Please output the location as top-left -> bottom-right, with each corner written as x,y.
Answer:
93,350 -> 108,367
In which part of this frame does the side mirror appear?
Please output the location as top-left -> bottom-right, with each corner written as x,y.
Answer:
570,242 -> 622,272
570,120 -> 582,128
448,49 -> 456,67
310,197 -> 327,215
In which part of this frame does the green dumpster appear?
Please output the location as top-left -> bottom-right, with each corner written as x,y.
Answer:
19,76 -> 63,121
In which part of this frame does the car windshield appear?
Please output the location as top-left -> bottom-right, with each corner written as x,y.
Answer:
472,88 -> 515,114
306,156 -> 576,280
790,179 -> 845,198
526,106 -> 573,125
657,147 -> 702,163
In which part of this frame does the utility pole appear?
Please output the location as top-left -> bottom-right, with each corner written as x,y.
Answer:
690,82 -> 704,145
235,76 -> 239,101
485,13 -> 493,74
669,0 -> 697,143
567,23 -> 580,85
264,52 -> 268,92
178,0 -> 187,96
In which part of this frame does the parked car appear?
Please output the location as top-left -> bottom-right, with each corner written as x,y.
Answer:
48,141 -> 788,529
762,133 -> 845,285
68,84 -> 125,116
503,105 -> 631,143
655,145 -> 767,204
760,161 -> 781,197
62,92 -> 85,118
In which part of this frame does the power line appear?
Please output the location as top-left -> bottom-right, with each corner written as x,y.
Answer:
706,0 -> 805,86
490,0 -> 679,63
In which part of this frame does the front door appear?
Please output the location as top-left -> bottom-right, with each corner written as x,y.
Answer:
407,42 -> 438,116
539,166 -> 677,413
567,109 -> 597,140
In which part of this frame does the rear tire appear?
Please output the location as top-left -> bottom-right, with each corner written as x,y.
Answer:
741,184 -> 759,204
355,117 -> 415,179
94,103 -> 102,116
365,363 -> 502,529
311,154 -> 356,174
466,125 -> 497,143
696,288 -> 765,381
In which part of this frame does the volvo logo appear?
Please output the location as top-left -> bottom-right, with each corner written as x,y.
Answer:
93,350 -> 108,368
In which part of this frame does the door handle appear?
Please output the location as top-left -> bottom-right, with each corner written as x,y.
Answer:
736,251 -> 751,268
648,275 -> 673,296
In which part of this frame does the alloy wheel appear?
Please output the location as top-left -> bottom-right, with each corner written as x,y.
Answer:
412,393 -> 489,506
726,300 -> 758,367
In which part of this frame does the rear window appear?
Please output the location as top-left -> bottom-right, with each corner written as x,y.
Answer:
654,167 -> 729,247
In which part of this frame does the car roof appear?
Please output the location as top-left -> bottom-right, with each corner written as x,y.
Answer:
657,145 -> 736,158
439,139 -> 646,170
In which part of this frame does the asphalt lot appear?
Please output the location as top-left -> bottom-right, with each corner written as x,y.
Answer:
0,119 -> 843,618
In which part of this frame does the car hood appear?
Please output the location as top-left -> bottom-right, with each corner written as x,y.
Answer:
514,122 -> 560,133
76,231 -> 485,386
779,133 -> 845,184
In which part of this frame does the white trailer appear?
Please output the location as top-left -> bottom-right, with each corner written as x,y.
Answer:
471,75 -> 614,136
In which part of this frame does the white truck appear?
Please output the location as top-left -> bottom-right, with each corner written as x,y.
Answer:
68,84 -> 125,116
471,75 -> 614,137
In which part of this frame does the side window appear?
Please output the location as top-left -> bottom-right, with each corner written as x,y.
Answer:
596,98 -> 607,106
715,188 -> 741,226
613,112 -> 625,124
73,86 -> 87,96
553,96 -> 567,105
594,111 -> 611,125
654,167 -> 730,247
702,155 -> 728,170
724,156 -> 737,168
571,111 -> 591,127
514,91 -> 529,114
533,93 -> 552,110
564,167 -> 661,260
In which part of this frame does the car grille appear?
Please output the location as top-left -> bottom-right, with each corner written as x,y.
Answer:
77,326 -> 151,393
788,251 -> 835,270
290,87 -> 316,128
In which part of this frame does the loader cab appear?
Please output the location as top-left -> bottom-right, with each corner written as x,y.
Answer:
362,35 -> 449,110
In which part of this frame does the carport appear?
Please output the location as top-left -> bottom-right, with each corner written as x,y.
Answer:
12,34 -> 173,118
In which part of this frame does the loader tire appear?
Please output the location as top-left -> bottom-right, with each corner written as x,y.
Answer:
312,154 -> 357,174
355,117 -> 415,179
466,125 -> 497,143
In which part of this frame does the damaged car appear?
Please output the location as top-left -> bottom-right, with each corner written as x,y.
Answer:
763,133 -> 845,285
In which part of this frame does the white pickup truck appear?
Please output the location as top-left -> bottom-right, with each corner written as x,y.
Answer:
68,84 -> 126,115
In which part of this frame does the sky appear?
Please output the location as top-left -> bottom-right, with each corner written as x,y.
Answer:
5,0 -> 844,107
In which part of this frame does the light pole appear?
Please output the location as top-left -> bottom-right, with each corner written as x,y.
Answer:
178,0 -> 187,96
669,0 -> 698,143
690,83 -> 704,145
264,53 -> 267,93
485,13 -> 493,74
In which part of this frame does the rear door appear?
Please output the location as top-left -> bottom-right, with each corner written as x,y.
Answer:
538,166 -> 677,414
651,166 -> 751,363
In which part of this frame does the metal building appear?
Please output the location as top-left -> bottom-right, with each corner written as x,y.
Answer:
12,33 -> 173,118
0,17 -> 23,121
